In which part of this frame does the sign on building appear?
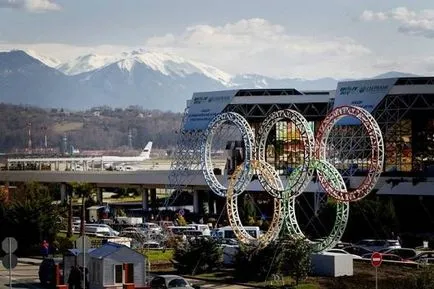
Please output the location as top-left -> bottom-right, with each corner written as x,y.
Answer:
333,78 -> 398,125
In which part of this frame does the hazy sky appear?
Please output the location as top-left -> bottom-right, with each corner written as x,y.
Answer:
0,0 -> 434,79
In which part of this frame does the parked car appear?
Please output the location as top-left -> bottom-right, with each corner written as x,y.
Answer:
333,241 -> 353,249
326,249 -> 363,259
378,248 -> 417,259
150,275 -> 200,289
410,251 -> 434,263
342,245 -> 373,257
361,253 -> 416,264
355,239 -> 401,251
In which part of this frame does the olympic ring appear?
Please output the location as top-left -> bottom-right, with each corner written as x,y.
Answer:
226,159 -> 285,248
315,106 -> 384,201
201,112 -> 255,198
285,159 -> 349,252
256,109 -> 315,199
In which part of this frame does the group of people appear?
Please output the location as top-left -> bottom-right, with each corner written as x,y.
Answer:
67,266 -> 89,289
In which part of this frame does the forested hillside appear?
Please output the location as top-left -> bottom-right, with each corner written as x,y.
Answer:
0,103 -> 183,152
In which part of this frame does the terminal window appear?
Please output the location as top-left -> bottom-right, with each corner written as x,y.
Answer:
413,118 -> 434,172
385,119 -> 412,172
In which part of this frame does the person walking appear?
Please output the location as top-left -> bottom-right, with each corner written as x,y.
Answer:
40,240 -> 49,258
67,266 -> 81,289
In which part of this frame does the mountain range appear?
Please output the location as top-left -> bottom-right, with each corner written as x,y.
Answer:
0,49 -> 420,112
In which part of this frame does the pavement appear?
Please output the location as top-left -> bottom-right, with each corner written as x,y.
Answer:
16,259 -> 42,266
0,262 -> 42,289
1,258 -> 252,289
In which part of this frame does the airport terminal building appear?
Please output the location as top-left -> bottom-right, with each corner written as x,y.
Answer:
182,76 -> 434,196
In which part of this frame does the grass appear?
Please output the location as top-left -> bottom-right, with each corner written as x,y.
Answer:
141,249 -> 174,262
187,261 -> 425,289
294,284 -> 320,289
56,231 -> 101,244
53,122 -> 83,133
57,231 -> 79,241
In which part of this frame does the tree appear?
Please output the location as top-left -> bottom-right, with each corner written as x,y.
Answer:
176,214 -> 187,226
278,237 -> 312,285
234,242 -> 282,281
69,182 -> 96,235
242,194 -> 256,225
413,266 -> 434,289
1,182 -> 62,255
173,237 -> 223,275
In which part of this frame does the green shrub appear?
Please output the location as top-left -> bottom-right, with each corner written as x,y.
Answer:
56,236 -> 74,254
279,238 -> 312,285
233,237 -> 312,284
413,266 -> 434,289
233,241 -> 282,281
173,237 -> 222,275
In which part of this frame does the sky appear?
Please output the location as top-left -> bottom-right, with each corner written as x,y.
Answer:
0,0 -> 434,79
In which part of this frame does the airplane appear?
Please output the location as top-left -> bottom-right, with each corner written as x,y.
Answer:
103,142 -> 153,170
7,141 -> 153,171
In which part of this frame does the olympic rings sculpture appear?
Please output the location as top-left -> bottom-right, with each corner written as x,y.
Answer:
201,105 -> 384,251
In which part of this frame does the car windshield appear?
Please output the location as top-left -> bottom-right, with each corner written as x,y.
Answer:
168,278 -> 188,288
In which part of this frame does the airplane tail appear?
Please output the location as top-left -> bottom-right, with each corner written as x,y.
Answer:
140,142 -> 153,159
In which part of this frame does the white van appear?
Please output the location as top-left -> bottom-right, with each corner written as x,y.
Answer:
140,222 -> 162,233
190,224 -> 211,236
212,226 -> 260,239
167,226 -> 196,235
84,226 -> 112,237
85,224 -> 119,236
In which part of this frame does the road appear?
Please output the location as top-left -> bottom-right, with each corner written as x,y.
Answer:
0,263 -> 41,289
0,263 -> 251,289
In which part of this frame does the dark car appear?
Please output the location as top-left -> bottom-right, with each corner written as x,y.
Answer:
38,258 -> 63,287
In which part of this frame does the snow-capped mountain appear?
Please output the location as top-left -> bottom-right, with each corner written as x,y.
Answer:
59,49 -> 233,86
22,49 -> 61,68
57,53 -> 121,75
0,49 -> 420,111
74,50 -> 229,111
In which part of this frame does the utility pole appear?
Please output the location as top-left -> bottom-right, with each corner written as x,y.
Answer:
63,133 -> 68,155
128,128 -> 133,149
27,122 -> 32,152
41,125 -> 48,153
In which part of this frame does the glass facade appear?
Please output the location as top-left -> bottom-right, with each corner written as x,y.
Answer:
413,118 -> 434,172
384,119 -> 412,172
272,120 -> 316,175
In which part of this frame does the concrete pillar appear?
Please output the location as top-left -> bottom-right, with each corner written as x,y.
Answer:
208,199 -> 216,215
142,188 -> 149,211
4,181 -> 9,202
96,187 -> 103,204
60,183 -> 67,202
150,188 -> 157,210
203,191 -> 210,214
193,190 -> 200,213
